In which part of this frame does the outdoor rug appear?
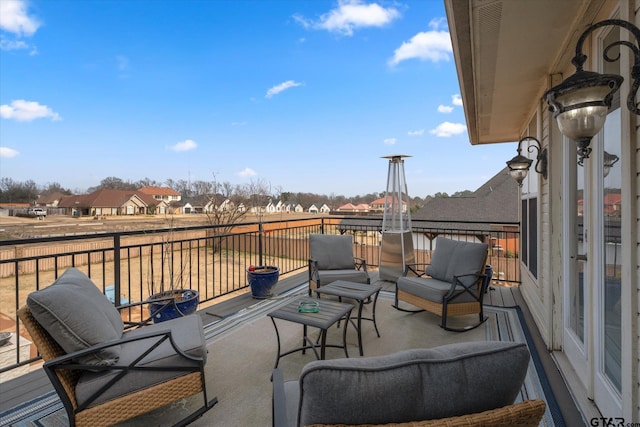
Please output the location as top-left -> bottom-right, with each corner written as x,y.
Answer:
0,289 -> 565,427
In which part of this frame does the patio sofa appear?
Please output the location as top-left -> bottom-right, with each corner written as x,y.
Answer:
272,341 -> 545,427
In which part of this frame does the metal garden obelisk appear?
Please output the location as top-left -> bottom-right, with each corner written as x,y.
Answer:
379,155 -> 415,281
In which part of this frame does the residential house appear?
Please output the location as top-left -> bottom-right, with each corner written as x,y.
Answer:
179,196 -> 206,214
58,189 -> 156,216
283,202 -> 303,213
446,0 -> 637,419
337,203 -> 370,213
203,194 -> 234,213
412,167 -> 519,257
308,203 -> 330,214
138,186 -> 181,203
35,192 -> 66,207
265,200 -> 277,214
369,196 -> 407,213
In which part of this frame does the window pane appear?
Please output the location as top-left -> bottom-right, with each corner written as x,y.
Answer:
521,199 -> 528,265
528,197 -> 538,278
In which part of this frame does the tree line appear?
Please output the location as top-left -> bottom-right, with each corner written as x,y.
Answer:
0,176 -> 473,209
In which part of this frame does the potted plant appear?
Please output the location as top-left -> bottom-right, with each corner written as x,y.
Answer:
146,221 -> 200,323
246,265 -> 280,299
147,288 -> 199,323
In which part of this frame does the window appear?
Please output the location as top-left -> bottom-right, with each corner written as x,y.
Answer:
520,119 -> 539,279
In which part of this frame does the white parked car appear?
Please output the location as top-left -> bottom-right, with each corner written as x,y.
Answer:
27,208 -> 47,217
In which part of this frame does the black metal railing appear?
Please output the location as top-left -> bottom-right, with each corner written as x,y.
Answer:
0,216 -> 519,377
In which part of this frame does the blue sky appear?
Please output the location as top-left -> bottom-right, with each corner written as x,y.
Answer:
0,0 -> 517,198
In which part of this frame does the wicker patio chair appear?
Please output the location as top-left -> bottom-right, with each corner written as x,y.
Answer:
17,268 -> 217,427
308,234 -> 369,295
394,237 -> 489,331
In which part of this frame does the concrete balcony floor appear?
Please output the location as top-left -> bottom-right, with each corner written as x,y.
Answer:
0,272 -> 585,426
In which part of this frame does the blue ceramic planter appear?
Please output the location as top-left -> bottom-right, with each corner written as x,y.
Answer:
148,289 -> 199,323
247,266 -> 280,299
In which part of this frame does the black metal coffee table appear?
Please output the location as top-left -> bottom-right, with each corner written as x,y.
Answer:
268,297 -> 354,369
314,280 -> 382,356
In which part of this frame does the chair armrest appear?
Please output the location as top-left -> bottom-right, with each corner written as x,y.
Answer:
44,327 -> 205,412
44,328 -> 202,371
353,257 -> 367,271
403,263 -> 430,277
272,368 -> 290,427
444,273 -> 486,299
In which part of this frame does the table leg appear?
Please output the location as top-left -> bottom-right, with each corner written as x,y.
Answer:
270,317 -> 282,369
355,300 -> 366,356
342,310 -> 351,358
372,291 -> 381,338
320,329 -> 327,359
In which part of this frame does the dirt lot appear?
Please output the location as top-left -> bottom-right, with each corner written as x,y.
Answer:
0,212 -> 319,240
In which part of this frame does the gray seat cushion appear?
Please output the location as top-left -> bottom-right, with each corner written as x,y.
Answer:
291,341 -> 529,426
397,276 -> 477,304
27,268 -> 124,366
317,269 -> 369,285
310,234 -> 356,270
75,314 -> 207,408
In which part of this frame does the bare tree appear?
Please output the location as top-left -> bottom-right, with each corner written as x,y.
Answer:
203,177 -> 271,230
200,176 -> 271,254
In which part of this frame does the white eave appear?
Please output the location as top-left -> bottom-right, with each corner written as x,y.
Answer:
444,0 -> 611,145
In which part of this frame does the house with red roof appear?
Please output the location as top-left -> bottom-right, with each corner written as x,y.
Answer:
138,186 -> 181,203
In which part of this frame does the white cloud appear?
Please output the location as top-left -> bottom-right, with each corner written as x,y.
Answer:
0,38 -> 27,50
388,18 -> 451,66
0,0 -> 40,36
0,100 -> 61,121
169,139 -> 197,152
231,121 -> 247,126
0,146 -> 19,158
265,80 -> 303,98
407,129 -> 424,136
383,137 -> 397,145
237,167 -> 257,178
294,0 -> 400,36
437,105 -> 453,113
452,94 -> 463,106
429,122 -> 467,137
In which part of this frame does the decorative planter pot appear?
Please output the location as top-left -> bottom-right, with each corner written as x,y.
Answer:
247,266 -> 280,299
147,289 -> 199,323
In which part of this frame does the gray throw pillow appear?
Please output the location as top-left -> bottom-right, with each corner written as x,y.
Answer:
27,268 -> 124,365
298,341 -> 530,426
446,240 -> 488,286
310,234 -> 355,270
425,237 -> 457,281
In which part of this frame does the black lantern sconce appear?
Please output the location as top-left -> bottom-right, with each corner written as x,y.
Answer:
544,19 -> 640,164
603,150 -> 620,176
576,150 -> 619,176
506,136 -> 548,186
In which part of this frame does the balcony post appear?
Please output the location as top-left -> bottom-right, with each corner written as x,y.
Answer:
258,220 -> 264,267
113,234 -> 121,307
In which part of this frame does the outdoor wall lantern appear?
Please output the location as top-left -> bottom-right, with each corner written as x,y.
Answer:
544,19 -> 640,164
506,136 -> 548,186
603,150 -> 620,176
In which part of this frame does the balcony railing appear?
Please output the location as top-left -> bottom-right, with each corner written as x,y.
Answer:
0,216 -> 519,379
